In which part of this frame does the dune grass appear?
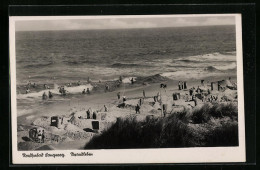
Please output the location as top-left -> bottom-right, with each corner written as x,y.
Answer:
84,103 -> 238,149
191,103 -> 237,124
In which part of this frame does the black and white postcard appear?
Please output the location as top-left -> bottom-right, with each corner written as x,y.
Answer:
10,14 -> 245,164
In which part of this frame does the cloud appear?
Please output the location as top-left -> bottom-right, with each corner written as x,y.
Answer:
15,16 -> 235,31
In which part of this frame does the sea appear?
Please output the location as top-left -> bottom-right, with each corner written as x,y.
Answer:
15,25 -> 237,113
16,25 -> 237,83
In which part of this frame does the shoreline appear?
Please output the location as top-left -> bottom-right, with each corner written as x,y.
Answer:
17,74 -> 237,120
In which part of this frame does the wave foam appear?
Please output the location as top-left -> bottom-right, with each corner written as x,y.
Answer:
17,84 -> 93,100
174,52 -> 236,63
214,62 -> 237,70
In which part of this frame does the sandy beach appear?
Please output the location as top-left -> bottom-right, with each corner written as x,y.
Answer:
17,73 -> 238,150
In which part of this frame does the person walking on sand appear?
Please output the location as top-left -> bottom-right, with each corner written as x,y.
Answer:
178,81 -> 181,90
117,92 -> 121,100
143,90 -> 146,98
136,104 -> 140,114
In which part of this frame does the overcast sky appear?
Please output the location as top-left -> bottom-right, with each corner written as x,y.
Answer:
15,16 -> 235,31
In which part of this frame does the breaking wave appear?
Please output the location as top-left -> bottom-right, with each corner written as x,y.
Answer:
17,84 -> 93,100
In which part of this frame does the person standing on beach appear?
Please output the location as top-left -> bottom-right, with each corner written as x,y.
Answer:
93,111 -> 97,120
105,83 -> 109,92
181,81 -> 184,89
123,96 -> 126,103
104,105 -> 108,112
153,96 -> 157,102
86,109 -> 91,119
25,88 -> 30,94
189,88 -> 193,96
178,81 -> 181,90
131,78 -> 134,84
196,86 -> 201,94
139,98 -> 142,106
82,89 -> 86,94
135,104 -> 140,114
119,76 -> 122,82
184,81 -> 187,89
185,93 -> 189,102
38,130 -> 42,143
157,92 -> 161,103
163,104 -> 167,117
48,91 -> 53,98
42,130 -> 45,143
87,88 -> 90,94
143,90 -> 146,98
77,81 -> 81,86
42,92 -> 47,100
194,96 -> 198,106
117,92 -> 121,100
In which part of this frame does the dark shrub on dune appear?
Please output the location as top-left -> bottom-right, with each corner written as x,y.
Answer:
191,104 -> 212,124
204,123 -> 239,146
84,103 -> 238,149
85,114 -> 195,149
191,103 -> 238,124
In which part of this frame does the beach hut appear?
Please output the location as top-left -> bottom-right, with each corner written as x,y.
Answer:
50,116 -> 63,128
218,80 -> 235,91
223,79 -> 236,90
211,82 -> 218,91
92,121 -> 99,132
172,93 -> 181,100
29,127 -> 44,142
